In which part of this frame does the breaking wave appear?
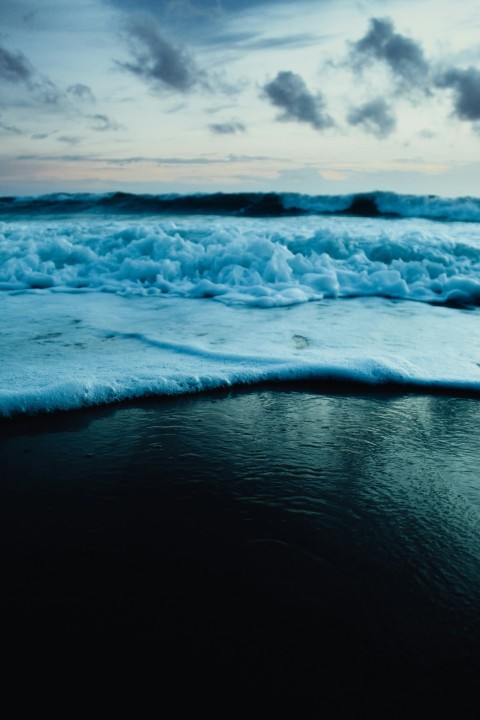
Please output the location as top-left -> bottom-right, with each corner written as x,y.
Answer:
1,212 -> 480,307
1,190 -> 480,222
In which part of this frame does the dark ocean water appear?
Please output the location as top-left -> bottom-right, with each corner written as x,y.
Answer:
2,387 -> 480,713
2,189 -> 480,221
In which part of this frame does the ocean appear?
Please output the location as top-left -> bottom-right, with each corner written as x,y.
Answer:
1,190 -> 480,416
1,191 -> 480,710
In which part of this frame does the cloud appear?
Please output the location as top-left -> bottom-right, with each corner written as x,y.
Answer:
118,12 -> 203,92
0,119 -> 23,135
349,18 -> 480,130
209,120 -> 246,134
243,33 -> 322,51
0,44 -> 117,131
263,71 -> 333,131
88,113 -> 122,131
350,17 -> 430,94
205,30 -> 322,52
15,152 -> 269,165
57,136 -> 82,146
67,83 -> 96,103
436,67 -> 480,121
0,42 -> 64,108
34,78 -> 63,105
108,0 -> 303,18
347,98 -> 396,138
0,44 -> 33,83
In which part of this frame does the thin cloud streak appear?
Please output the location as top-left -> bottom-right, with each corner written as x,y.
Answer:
209,120 -> 246,134
0,119 -> 24,135
15,152 -> 270,165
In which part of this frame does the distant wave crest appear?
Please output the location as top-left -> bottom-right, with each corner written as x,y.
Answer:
2,190 -> 480,222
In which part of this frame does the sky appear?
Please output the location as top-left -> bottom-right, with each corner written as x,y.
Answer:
1,0 -> 480,197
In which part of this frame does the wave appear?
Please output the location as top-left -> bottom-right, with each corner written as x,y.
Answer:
2,287 -> 480,418
2,190 -> 480,222
2,213 -> 480,307
4,362 -> 480,419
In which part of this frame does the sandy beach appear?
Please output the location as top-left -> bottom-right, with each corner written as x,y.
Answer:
2,385 -> 480,712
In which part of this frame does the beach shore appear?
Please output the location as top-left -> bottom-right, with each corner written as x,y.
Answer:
2,385 -> 480,712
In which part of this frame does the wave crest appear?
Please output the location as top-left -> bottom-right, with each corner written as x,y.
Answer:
2,190 -> 480,222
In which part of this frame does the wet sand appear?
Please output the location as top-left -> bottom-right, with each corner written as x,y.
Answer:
2,385 -> 480,713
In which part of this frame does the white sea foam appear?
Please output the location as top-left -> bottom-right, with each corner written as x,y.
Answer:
1,291 -> 479,417
1,214 -> 480,307
1,211 -> 480,416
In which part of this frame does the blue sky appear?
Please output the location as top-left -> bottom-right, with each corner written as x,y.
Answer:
1,0 -> 480,196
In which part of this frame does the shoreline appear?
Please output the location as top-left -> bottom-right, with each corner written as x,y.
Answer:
3,376 -> 480,425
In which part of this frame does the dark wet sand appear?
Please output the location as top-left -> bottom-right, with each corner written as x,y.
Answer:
2,385 -> 480,713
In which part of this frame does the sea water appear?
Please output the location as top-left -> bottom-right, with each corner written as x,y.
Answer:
1,190 -> 480,416
2,191 -> 480,707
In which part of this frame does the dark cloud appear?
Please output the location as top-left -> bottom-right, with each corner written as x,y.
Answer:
263,71 -> 333,131
351,17 -> 430,93
347,98 -> 396,138
118,12 -> 203,92
436,67 -> 480,121
67,83 -> 96,103
0,44 -> 33,83
31,132 -> 51,139
350,18 -> 480,129
88,113 -> 121,131
209,120 -> 246,134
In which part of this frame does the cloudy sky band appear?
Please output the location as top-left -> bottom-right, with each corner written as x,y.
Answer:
1,0 -> 480,195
